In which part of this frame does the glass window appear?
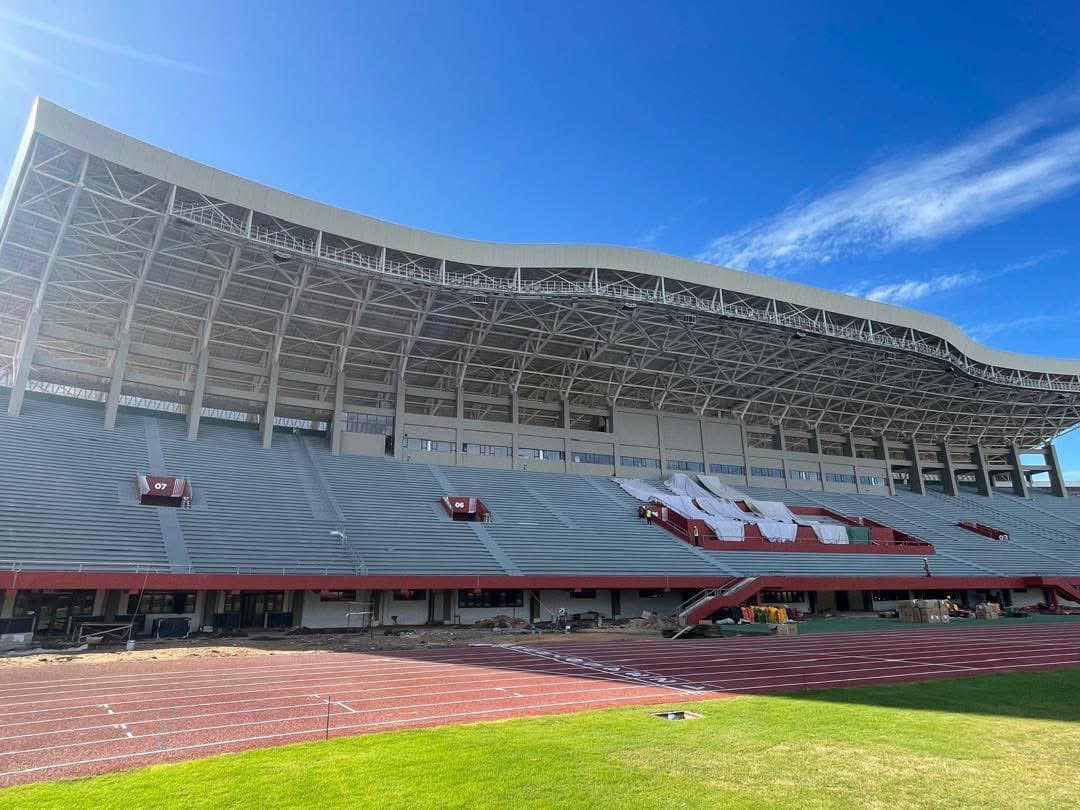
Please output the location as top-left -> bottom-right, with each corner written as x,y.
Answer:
620,456 -> 660,468
463,443 -> 511,457
825,472 -> 857,484
572,452 -> 614,465
403,437 -> 456,453
127,591 -> 196,614
751,466 -> 784,479
391,590 -> 427,602
760,590 -> 807,603
318,590 -> 358,602
859,475 -> 887,487
457,589 -> 524,609
518,447 -> 565,461
709,463 -> 745,475
789,470 -> 821,481
570,589 -> 597,599
668,459 -> 705,472
343,412 -> 394,435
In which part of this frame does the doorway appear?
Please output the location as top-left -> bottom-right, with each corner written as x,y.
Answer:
222,591 -> 286,627
13,590 -> 97,636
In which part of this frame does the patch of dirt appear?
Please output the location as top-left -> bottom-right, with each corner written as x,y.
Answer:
0,625 -> 662,668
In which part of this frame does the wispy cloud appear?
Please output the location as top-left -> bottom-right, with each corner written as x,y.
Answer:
635,223 -> 668,248
843,248 -> 1067,307
845,271 -> 979,305
964,314 -> 1062,341
699,86 -> 1080,272
0,38 -> 106,90
0,9 -> 229,78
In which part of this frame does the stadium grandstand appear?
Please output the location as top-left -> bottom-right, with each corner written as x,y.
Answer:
1,98 -> 1079,640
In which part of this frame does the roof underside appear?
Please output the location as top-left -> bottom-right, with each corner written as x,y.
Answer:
2,130 -> 1079,446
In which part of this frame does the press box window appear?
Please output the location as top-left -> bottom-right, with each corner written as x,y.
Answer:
403,438 -> 456,453
825,472 -> 857,484
751,467 -> 784,479
621,456 -> 660,469
709,463 -> 745,476
572,452 -> 613,465
859,475 -> 887,486
668,460 -> 704,472
789,470 -> 820,481
463,443 -> 511,457
344,413 -> 394,435
518,448 -> 565,461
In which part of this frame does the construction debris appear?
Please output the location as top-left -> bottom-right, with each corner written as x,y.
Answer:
473,615 -> 530,629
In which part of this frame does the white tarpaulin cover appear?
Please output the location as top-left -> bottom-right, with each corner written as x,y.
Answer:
615,477 -> 746,541
746,499 -> 799,523
811,523 -> 850,544
756,520 -> 799,542
696,476 -> 751,502
663,473 -> 712,500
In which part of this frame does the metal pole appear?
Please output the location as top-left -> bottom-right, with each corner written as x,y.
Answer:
325,696 -> 332,741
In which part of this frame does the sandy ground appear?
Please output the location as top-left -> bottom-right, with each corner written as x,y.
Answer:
0,625 -> 664,668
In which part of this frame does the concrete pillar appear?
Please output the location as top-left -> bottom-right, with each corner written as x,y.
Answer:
455,387 -> 465,465
8,153 -> 89,417
878,435 -> 896,495
1045,442 -> 1068,498
187,349 -> 210,441
939,442 -> 959,496
739,423 -> 753,485
510,389 -> 520,468
808,428 -> 822,455
908,439 -> 926,495
972,444 -> 993,497
609,402 -> 622,470
260,363 -> 280,449
1008,443 -> 1030,498
845,431 -> 857,458
562,399 -> 571,473
330,371 -> 346,456
656,413 -> 666,474
774,426 -> 786,451
393,375 -> 407,460
103,332 -> 131,431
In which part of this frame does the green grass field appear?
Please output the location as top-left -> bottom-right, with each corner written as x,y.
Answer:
4,669 -> 1079,809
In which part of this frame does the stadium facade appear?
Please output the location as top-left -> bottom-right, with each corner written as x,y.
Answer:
1,99 -> 1078,638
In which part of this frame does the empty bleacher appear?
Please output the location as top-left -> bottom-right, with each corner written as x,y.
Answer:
1,389 -> 1079,581
0,390 -> 170,571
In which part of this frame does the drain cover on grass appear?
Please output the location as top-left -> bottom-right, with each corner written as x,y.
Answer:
652,710 -> 702,721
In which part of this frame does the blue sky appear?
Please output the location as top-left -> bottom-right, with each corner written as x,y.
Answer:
1,1 -> 1079,473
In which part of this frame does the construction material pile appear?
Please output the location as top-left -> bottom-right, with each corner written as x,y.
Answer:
975,602 -> 1002,620
898,599 -> 950,624
473,615 -> 530,629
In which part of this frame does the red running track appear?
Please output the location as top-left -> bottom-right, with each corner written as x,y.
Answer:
1,622 -> 1078,787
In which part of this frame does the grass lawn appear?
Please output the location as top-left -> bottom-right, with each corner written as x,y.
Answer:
3,669 -> 1079,809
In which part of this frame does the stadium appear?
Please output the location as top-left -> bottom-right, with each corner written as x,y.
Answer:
1,100 -> 1080,790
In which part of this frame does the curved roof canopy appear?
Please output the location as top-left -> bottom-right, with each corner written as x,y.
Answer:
1,99 -> 1078,446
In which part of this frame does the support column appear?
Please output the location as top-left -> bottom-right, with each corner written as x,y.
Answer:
260,363 -> 280,449
610,402 -> 622,471
102,334 -> 131,430
939,442 -> 959,496
104,187 -> 173,431
1008,443 -> 1030,498
656,412 -> 666,474
188,247 -> 241,441
455,387 -> 465,465
879,434 -> 896,495
510,388 -> 520,468
330,371 -> 346,456
808,428 -> 823,455
1045,442 -> 1068,498
8,153 -> 89,417
773,426 -> 787,451
739,423 -> 753,485
845,431 -> 857,458
908,439 -> 926,495
562,399 -> 571,473
972,444 -> 993,497
393,375 -> 407,460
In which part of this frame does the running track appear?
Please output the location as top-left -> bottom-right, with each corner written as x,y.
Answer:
1,622 -> 1078,787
